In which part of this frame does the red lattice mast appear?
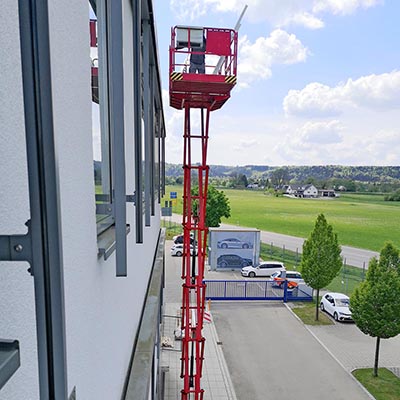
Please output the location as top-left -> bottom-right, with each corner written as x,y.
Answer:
169,25 -> 238,400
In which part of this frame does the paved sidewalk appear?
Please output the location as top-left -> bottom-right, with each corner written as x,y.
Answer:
161,303 -> 237,400
307,322 -> 400,376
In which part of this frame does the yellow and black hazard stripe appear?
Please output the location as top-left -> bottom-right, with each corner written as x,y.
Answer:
225,75 -> 237,85
170,72 -> 183,81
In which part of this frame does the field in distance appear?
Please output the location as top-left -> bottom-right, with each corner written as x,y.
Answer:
164,186 -> 400,252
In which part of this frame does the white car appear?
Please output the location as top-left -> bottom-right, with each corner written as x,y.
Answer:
170,243 -> 197,257
320,292 -> 353,322
241,261 -> 285,278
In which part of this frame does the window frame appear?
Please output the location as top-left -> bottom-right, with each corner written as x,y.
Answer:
91,0 -> 128,276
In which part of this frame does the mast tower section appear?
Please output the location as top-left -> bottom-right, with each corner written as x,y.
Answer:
169,25 -> 238,400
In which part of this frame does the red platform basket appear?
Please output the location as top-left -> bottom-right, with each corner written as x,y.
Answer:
169,26 -> 238,111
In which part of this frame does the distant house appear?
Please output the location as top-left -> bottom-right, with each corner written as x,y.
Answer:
284,184 -> 337,199
318,189 -> 337,197
278,185 -> 295,195
295,184 -> 318,198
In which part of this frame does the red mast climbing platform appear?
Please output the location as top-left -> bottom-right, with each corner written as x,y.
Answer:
169,25 -> 238,400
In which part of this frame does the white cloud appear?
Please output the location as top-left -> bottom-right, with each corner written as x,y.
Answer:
287,12 -> 325,29
299,120 -> 344,144
313,0 -> 383,16
170,0 -> 381,28
284,71 -> 400,116
170,0 -> 209,22
233,138 -> 259,151
238,30 -> 308,85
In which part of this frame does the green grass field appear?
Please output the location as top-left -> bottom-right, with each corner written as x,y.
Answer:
164,185 -> 400,252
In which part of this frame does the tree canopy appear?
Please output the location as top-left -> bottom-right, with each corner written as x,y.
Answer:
350,242 -> 400,376
301,214 -> 342,320
192,185 -> 230,227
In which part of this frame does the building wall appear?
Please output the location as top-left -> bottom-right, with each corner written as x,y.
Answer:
0,1 -> 161,399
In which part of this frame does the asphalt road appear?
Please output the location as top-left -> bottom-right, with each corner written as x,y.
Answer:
211,302 -> 371,400
165,214 -> 379,268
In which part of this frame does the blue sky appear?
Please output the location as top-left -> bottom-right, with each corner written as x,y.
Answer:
154,0 -> 400,166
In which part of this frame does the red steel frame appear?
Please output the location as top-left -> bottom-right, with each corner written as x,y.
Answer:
180,104 -> 210,400
169,25 -> 238,400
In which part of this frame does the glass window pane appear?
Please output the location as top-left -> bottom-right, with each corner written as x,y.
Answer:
90,2 -> 114,233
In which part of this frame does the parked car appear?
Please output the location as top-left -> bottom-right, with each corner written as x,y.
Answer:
173,233 -> 196,245
271,270 -> 304,289
217,254 -> 252,268
171,243 -> 197,257
320,292 -> 353,322
241,261 -> 285,278
217,237 -> 253,249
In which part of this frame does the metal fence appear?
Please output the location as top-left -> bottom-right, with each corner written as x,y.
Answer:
204,280 -> 313,302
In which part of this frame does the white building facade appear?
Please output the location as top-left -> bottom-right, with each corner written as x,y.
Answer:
0,1 -> 166,399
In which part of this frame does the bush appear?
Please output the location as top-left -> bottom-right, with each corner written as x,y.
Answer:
384,189 -> 400,201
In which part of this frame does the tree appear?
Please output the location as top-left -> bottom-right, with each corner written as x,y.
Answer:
350,242 -> 400,377
270,167 -> 289,187
237,173 -> 248,188
191,185 -> 230,227
300,214 -> 342,320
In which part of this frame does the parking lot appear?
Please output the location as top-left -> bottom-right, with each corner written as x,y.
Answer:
165,240 -> 400,399
211,302 -> 373,400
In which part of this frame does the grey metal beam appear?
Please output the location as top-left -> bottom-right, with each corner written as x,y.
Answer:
133,0 -> 143,243
155,107 -> 162,204
143,19 -> 151,227
0,222 -> 32,264
161,121 -> 166,197
17,0 -> 68,397
108,0 -> 127,277
150,64 -> 155,216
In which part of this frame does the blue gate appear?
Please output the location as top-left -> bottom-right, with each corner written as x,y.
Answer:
203,280 -> 313,302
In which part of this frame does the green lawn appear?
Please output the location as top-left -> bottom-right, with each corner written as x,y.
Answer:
164,186 -> 400,252
291,302 -> 333,325
352,368 -> 400,400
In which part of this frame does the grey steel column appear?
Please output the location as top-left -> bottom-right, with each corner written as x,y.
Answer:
108,0 -> 127,277
143,19 -> 151,227
149,65 -> 156,217
18,0 -> 68,398
161,121 -> 166,197
133,0 -> 143,242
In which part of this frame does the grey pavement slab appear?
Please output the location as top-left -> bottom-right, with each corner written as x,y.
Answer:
307,322 -> 400,373
161,303 -> 237,400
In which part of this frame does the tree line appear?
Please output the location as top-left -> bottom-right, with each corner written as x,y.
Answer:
165,164 -> 400,194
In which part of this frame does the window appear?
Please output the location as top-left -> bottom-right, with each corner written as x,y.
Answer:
89,0 -> 128,275
90,2 -> 114,236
